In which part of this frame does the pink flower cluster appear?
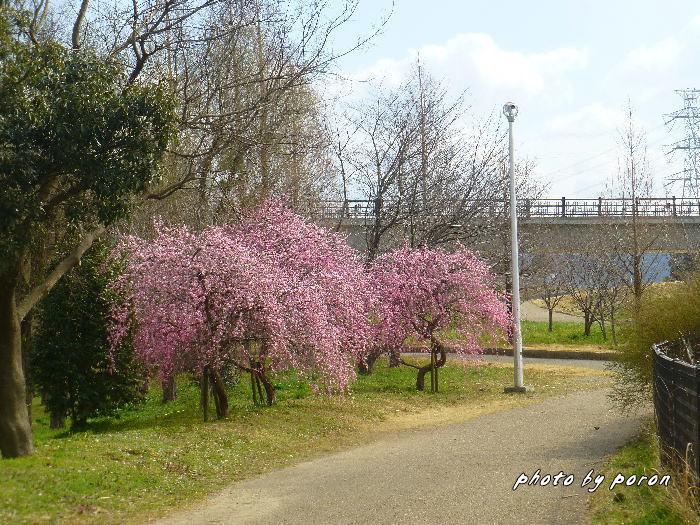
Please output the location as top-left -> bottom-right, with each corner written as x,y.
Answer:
109,200 -> 509,392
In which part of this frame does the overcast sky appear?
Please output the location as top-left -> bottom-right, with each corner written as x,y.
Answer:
325,0 -> 700,198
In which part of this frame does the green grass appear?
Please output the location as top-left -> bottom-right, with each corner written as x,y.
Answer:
521,320 -> 611,346
0,360 -> 606,524
439,320 -> 614,348
588,423 -> 699,525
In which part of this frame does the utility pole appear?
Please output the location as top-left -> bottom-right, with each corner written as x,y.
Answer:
664,89 -> 700,198
503,102 -> 532,393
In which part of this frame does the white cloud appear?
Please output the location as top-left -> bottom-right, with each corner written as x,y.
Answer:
342,32 -> 589,108
546,104 -> 622,137
621,38 -> 682,72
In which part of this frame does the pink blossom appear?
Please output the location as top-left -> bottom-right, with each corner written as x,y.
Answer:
369,245 -> 510,359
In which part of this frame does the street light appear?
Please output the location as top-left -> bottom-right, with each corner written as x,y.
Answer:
503,102 -> 531,393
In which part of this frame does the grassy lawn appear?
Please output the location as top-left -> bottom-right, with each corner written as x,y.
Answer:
438,320 -> 615,350
588,423 -> 699,525
521,320 -> 611,347
1,359 -> 607,524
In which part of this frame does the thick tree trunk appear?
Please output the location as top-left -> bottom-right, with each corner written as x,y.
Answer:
161,376 -> 176,403
548,309 -> 553,332
358,353 -> 378,375
0,275 -> 34,458
388,348 -> 401,368
209,368 -> 229,418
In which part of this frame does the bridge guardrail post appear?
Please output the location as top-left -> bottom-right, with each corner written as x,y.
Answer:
672,196 -> 677,216
598,197 -> 602,216
561,197 -> 566,217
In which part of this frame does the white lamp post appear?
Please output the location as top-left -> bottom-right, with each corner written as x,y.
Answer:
503,102 -> 531,393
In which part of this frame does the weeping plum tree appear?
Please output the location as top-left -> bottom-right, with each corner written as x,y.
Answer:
230,200 -> 373,398
109,223 -> 267,419
370,247 -> 510,392
0,13 -> 175,458
110,200 -> 372,414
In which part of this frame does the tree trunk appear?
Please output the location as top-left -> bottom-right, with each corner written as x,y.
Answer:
200,367 -> 210,422
548,309 -> 553,332
584,312 -> 592,336
388,348 -> 400,368
632,254 -> 643,312
161,376 -> 176,403
0,274 -> 34,458
209,368 -> 229,418
250,371 -> 258,405
257,370 -> 275,406
21,311 -> 34,428
416,342 -> 447,392
249,356 -> 266,405
598,317 -> 607,340
49,412 -> 65,430
255,373 -> 265,404
358,353 -> 378,375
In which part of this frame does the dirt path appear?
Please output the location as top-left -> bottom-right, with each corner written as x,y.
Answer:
150,388 -> 650,525
521,300 -> 583,323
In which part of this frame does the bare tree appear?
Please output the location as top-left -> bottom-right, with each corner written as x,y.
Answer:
526,254 -> 568,332
605,100 -> 662,309
340,62 -> 543,261
341,83 -> 421,259
561,254 -> 605,337
595,254 -> 626,346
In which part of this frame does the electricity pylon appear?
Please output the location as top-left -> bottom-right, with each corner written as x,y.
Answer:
665,89 -> 700,198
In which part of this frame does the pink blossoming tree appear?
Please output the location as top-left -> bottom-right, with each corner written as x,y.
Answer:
370,246 -> 510,391
228,200 -> 374,404
109,201 -> 373,418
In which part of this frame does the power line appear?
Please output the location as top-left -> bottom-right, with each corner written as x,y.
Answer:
537,122 -> 668,182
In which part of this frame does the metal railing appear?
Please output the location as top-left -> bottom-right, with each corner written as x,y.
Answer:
315,197 -> 700,219
652,341 -> 700,486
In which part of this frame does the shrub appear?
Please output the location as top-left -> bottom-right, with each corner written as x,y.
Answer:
610,275 -> 700,409
31,243 -> 147,428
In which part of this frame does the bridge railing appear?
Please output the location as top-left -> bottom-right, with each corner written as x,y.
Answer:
315,197 -> 700,219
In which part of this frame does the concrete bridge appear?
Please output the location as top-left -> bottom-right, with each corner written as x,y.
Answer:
314,197 -> 700,254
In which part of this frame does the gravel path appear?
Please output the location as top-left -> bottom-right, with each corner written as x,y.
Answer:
151,387 -> 649,525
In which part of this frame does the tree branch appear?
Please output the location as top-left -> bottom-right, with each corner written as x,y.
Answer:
72,0 -> 90,50
17,225 -> 105,322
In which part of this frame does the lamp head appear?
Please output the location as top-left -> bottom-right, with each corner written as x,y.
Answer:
503,102 -> 518,122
